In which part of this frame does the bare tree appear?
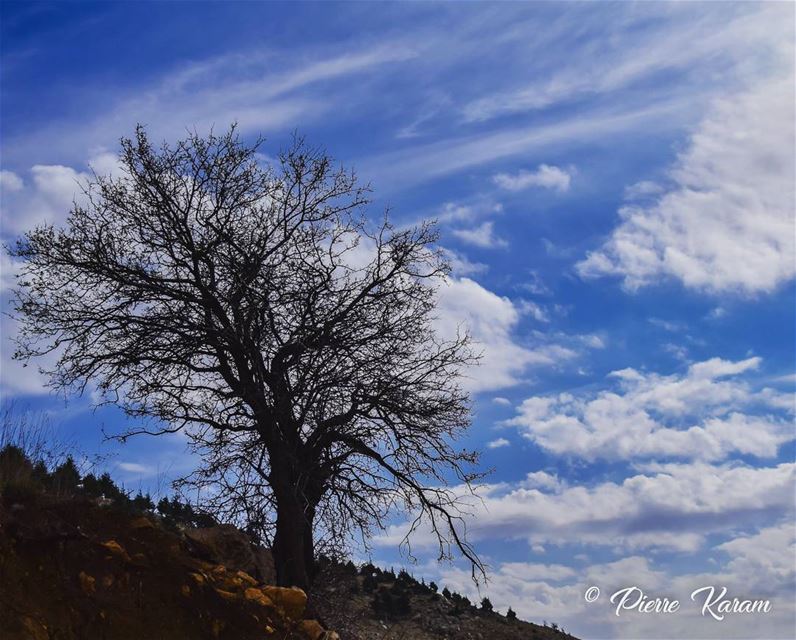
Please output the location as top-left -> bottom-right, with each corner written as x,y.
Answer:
10,126 -> 483,591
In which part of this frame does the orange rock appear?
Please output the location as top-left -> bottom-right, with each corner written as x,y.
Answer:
190,572 -> 206,586
235,569 -> 258,586
21,616 -> 48,640
219,575 -> 243,590
100,540 -> 130,561
213,587 -> 239,601
129,516 -> 155,529
78,571 -> 96,595
243,587 -> 275,608
260,586 -> 307,620
298,619 -> 326,640
181,584 -> 191,597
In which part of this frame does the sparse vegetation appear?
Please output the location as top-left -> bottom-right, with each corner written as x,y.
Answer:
0,438 -> 212,530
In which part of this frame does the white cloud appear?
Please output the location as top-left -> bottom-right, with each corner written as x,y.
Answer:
370,99 -> 685,191
521,470 -> 564,492
624,180 -> 663,201
435,202 -> 478,224
0,156 -> 112,235
492,164 -> 572,192
434,277 -> 580,392
377,461 -> 795,556
577,75 -> 796,295
492,397 -> 512,406
519,270 -> 551,296
506,357 -> 793,462
441,248 -> 488,276
648,317 -> 683,332
578,334 -> 605,349
0,252 -> 20,294
487,437 -> 510,449
4,42 -> 419,168
436,522 -> 796,639
451,221 -> 508,249
460,4 -> 792,124
117,461 -> 156,475
0,314 -> 52,398
0,170 -> 23,192
374,462 -> 796,568
516,300 -> 549,323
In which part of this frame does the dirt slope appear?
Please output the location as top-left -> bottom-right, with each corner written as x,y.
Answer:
0,496 -> 330,640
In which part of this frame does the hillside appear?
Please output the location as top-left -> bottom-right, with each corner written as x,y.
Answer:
0,493 -> 329,639
0,487 -> 578,639
309,560 -> 579,640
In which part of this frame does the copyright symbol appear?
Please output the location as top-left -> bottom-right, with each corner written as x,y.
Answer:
584,586 -> 600,602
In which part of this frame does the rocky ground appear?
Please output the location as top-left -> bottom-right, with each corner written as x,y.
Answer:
310,561 -> 578,640
0,493 -> 578,640
0,495 -> 330,639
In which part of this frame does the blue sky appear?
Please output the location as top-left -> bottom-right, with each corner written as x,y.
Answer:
1,3 -> 794,638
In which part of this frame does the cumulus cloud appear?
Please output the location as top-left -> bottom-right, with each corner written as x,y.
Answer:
451,221 -> 508,249
0,315 -> 53,398
505,356 -> 793,461
434,277 -> 580,392
0,170 -> 23,192
492,165 -> 572,192
378,461 -> 795,558
623,180 -> 663,201
577,76 -> 796,295
516,300 -> 550,323
436,522 -> 796,639
487,438 -> 510,449
441,248 -> 488,276
0,152 -> 121,235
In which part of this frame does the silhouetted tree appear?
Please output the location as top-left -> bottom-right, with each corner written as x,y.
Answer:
82,471 -> 127,502
51,457 -> 80,495
506,606 -> 517,620
362,572 -> 378,593
481,596 -> 493,613
11,126 -> 483,591
131,491 -> 155,511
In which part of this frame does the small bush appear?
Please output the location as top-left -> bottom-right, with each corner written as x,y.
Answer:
50,457 -> 80,496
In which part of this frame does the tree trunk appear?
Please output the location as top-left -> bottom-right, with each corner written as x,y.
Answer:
272,487 -> 315,591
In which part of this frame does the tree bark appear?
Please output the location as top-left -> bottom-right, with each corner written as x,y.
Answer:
271,484 -> 316,591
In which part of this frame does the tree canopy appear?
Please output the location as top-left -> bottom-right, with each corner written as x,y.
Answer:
11,126 -> 483,590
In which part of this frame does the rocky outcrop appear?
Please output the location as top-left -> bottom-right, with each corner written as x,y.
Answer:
184,524 -> 276,584
0,497 -> 334,640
